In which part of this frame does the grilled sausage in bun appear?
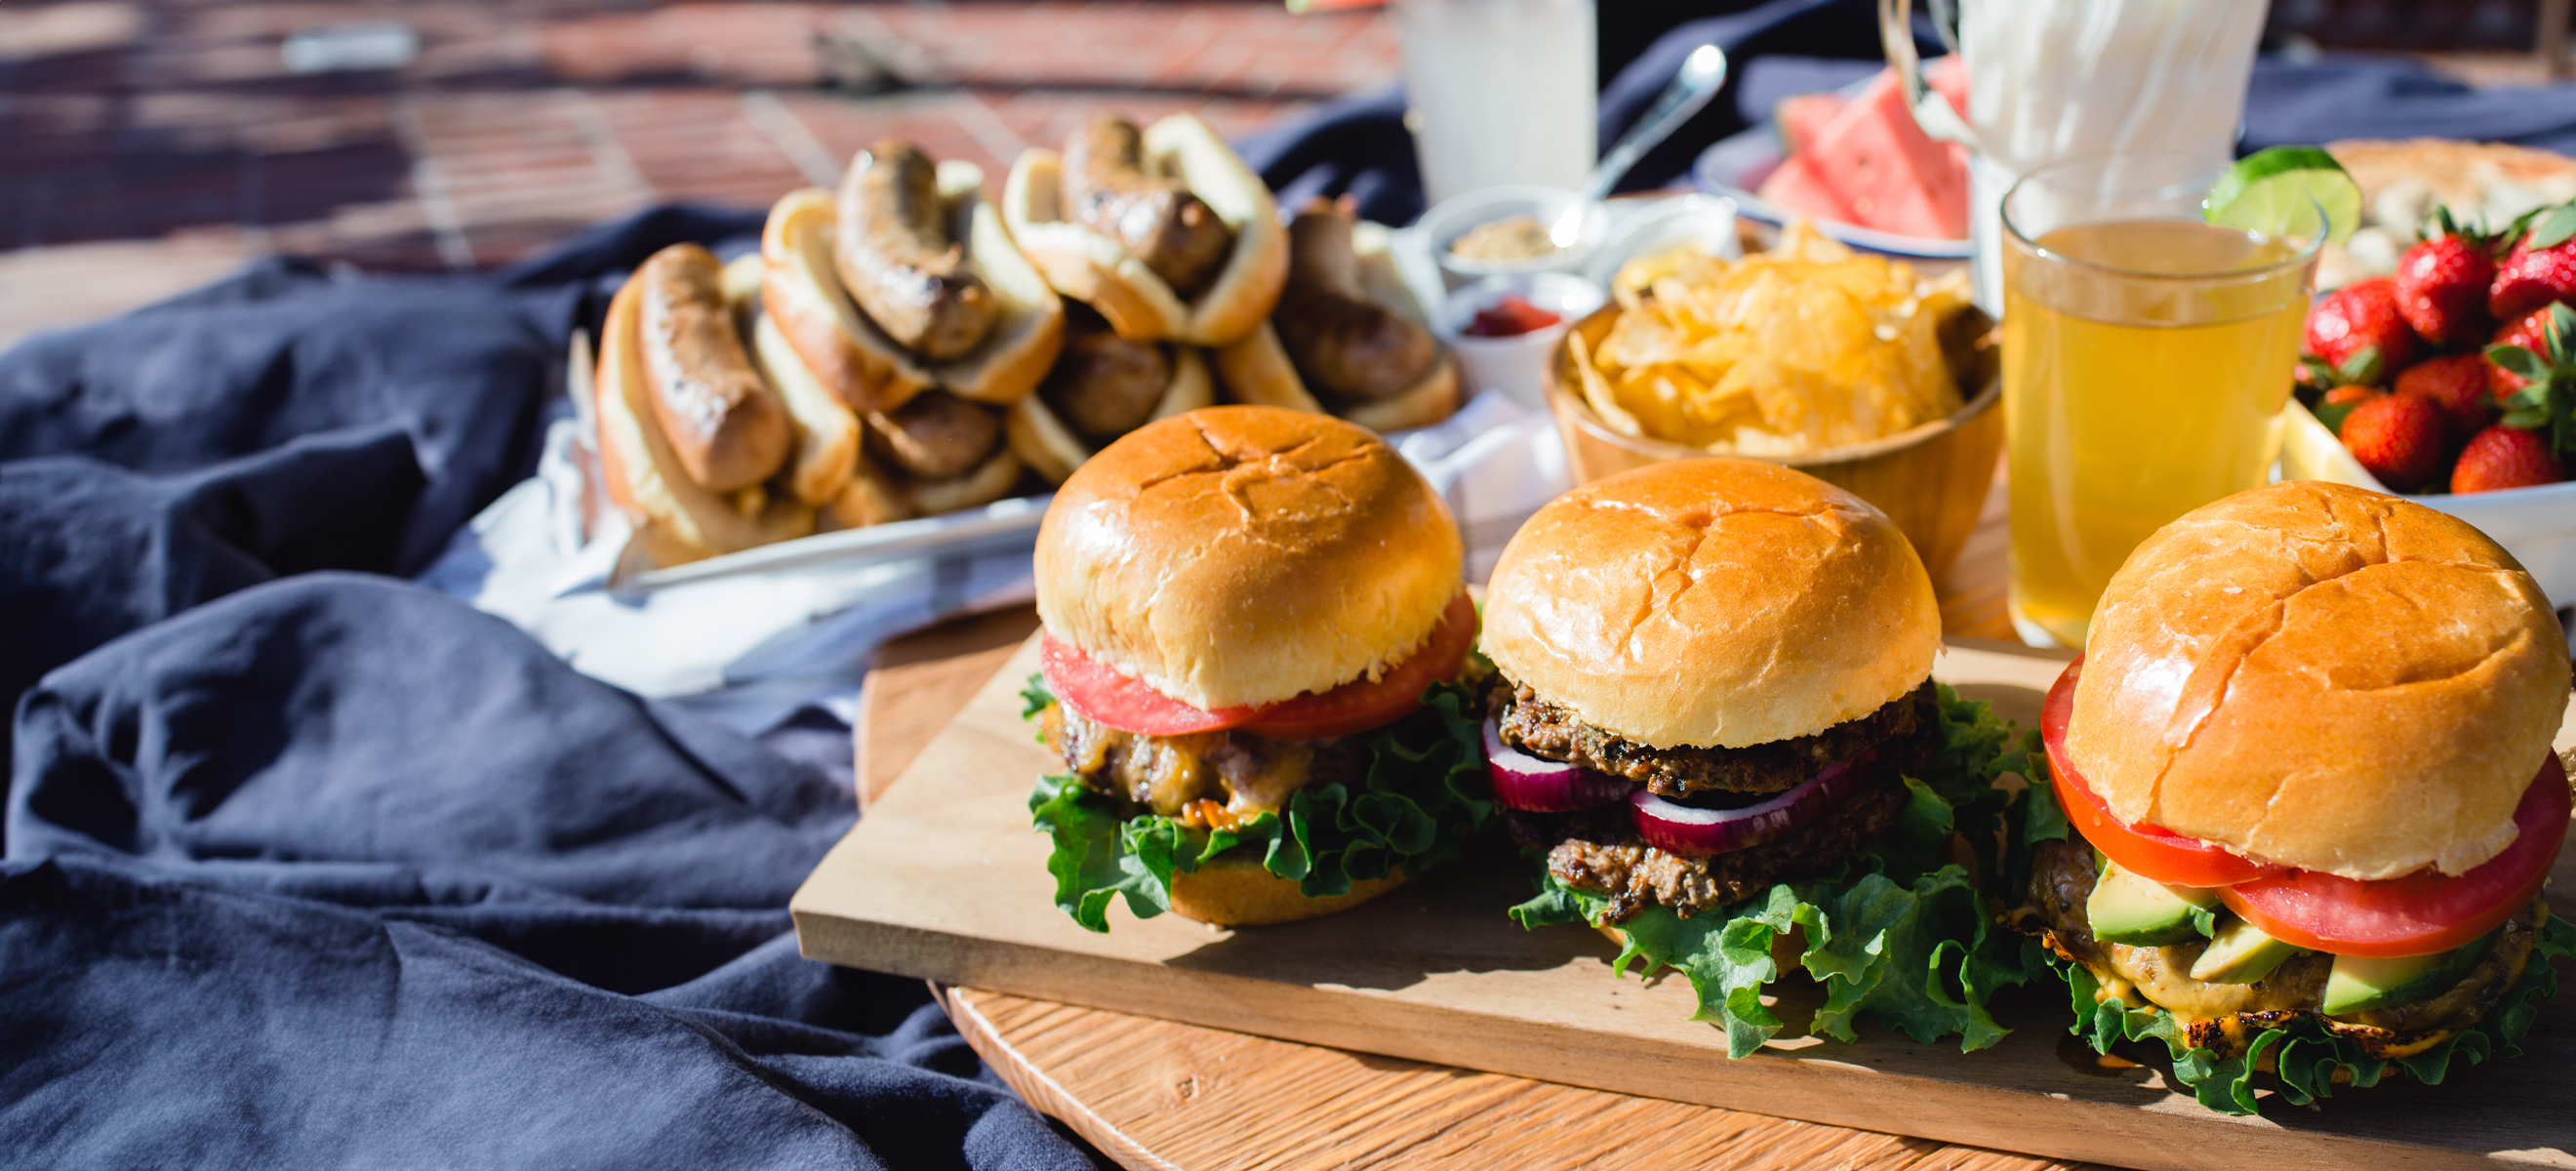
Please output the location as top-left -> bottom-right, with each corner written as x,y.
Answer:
1004,114 -> 1286,347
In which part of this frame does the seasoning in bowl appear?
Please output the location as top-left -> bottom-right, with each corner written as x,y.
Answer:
1463,294 -> 1564,338
1569,221 -> 1981,455
1448,215 -> 1561,262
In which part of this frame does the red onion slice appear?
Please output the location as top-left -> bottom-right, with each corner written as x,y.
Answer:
1629,757 -> 1866,857
1482,718 -> 1639,812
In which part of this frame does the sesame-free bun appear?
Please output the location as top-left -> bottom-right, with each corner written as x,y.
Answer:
1033,405 -> 1464,710
2068,481 -> 2570,881
1481,458 -> 1940,749
1167,857 -> 1406,926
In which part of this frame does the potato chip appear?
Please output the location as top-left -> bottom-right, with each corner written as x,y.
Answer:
1568,329 -> 1642,438
1580,220 -> 1981,457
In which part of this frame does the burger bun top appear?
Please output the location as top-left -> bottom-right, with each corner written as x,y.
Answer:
1480,458 -> 1940,749
1033,405 -> 1463,711
2068,480 -> 2569,881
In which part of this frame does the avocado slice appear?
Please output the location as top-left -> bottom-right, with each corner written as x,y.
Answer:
2320,929 -> 2500,1015
2087,859 -> 2222,947
2187,916 -> 2305,984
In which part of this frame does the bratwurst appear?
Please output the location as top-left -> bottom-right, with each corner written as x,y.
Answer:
1272,198 -> 1438,404
1061,115 -> 1236,299
836,139 -> 1000,361
634,243 -> 790,492
1039,308 -> 1171,443
864,389 -> 1002,481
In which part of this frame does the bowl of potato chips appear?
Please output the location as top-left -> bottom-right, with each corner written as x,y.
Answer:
1547,222 -> 2002,576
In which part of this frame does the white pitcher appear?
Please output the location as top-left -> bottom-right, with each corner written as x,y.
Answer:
1878,0 -> 2269,308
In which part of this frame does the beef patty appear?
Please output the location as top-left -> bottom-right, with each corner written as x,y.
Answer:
1491,679 -> 1938,797
1509,747 -> 1919,924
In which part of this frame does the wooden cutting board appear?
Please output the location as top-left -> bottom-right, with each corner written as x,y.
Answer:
792,636 -> 2576,1171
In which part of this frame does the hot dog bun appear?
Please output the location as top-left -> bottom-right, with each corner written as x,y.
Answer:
746,303 -> 862,506
1007,346 -> 1212,484
1210,219 -> 1459,432
818,433 -> 1026,531
1003,114 -> 1286,346
1214,322 -> 1459,431
761,161 -> 1063,413
595,277 -> 815,566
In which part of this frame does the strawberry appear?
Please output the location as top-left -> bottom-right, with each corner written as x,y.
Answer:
2304,277 -> 2416,384
2451,425 -> 2565,493
2393,353 -> 2497,442
2314,384 -> 2382,434
2488,202 -> 2576,319
2489,307 -> 2555,399
2395,209 -> 2497,347
2338,391 -> 2447,490
2481,301 -> 2576,478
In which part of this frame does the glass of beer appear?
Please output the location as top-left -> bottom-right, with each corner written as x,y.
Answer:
2000,155 -> 2322,648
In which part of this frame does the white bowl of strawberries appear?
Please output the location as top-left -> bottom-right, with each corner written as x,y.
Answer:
2292,206 -> 2576,611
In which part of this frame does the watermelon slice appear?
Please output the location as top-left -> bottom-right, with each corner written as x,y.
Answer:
1800,69 -> 1969,239
1755,154 -> 1856,223
1773,92 -> 1848,157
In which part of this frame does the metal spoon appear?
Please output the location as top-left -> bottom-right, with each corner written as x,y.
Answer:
1550,42 -> 1729,248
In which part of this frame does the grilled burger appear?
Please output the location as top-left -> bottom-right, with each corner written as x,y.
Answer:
1024,405 -> 1489,931
2028,480 -> 2574,1110
1482,457 -> 1942,929
1484,459 -> 2033,1057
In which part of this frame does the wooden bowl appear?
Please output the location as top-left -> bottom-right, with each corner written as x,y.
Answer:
1545,305 -> 2003,579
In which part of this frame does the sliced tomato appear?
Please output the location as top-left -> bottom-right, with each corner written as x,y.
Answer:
1240,593 -> 1479,740
1041,592 -> 1479,740
1039,635 -> 1256,736
2219,756 -> 2568,957
2041,657 -> 2287,888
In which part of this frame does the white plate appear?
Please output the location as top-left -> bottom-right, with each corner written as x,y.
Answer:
2279,400 -> 2576,627
608,493 -> 1050,597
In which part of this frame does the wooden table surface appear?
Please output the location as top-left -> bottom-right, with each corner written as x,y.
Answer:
855,468 -> 2095,1171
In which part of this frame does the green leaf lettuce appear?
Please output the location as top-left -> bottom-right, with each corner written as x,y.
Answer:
1026,678 -> 1493,933
1509,683 -> 2042,1057
2037,915 -> 2576,1114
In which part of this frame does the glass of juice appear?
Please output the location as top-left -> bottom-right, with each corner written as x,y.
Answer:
1999,154 -> 2321,648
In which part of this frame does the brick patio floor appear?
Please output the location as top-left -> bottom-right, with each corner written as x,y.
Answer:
0,0 -> 1399,345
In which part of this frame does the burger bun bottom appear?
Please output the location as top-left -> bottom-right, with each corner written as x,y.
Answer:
1168,855 -> 1406,927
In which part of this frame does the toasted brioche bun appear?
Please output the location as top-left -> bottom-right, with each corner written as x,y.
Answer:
1034,405 -> 1463,710
2067,481 -> 2570,881
594,278 -> 815,566
1167,856 -> 1406,926
1211,320 -> 1461,432
1003,114 -> 1287,346
761,169 -> 1063,414
1006,347 -> 1214,485
1482,458 -> 1939,749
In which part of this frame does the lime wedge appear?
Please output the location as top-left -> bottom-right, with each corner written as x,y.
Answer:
2203,145 -> 2361,245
